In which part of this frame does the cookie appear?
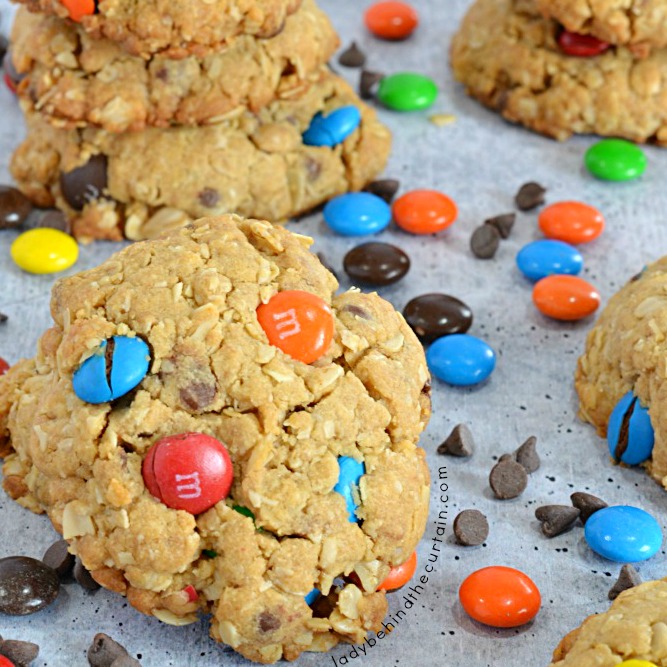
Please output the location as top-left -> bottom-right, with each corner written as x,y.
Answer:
450,0 -> 667,144
14,0 -> 303,59
10,71 -> 392,242
575,257 -> 667,488
10,0 -> 339,133
0,215 -> 432,664
549,578 -> 667,665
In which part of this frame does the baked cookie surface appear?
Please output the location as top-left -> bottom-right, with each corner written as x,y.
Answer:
450,0 -> 667,144
0,215 -> 431,664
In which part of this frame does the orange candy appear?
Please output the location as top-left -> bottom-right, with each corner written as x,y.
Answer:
459,566 -> 541,628
61,0 -> 95,22
364,1 -> 419,40
378,551 -> 417,591
256,290 -> 334,364
393,189 -> 458,235
538,201 -> 605,244
532,274 -> 600,321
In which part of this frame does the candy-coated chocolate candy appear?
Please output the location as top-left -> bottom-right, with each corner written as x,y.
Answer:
0,656 -> 14,667
142,433 -> 233,515
585,139 -> 647,181
377,551 -> 417,591
459,566 -> 541,628
0,357 -> 9,376
61,0 -> 95,22
516,240 -> 583,281
532,275 -> 600,321
323,192 -> 392,236
377,73 -> 438,111
0,185 -> 33,230
72,336 -> 150,404
182,584 -> 198,602
302,106 -> 361,147
305,589 -> 320,605
538,201 -> 605,244
558,30 -> 610,57
343,241 -> 410,286
585,506 -> 662,562
364,1 -> 419,40
3,50 -> 24,94
10,228 -> 78,275
607,391 -> 654,465
0,556 -> 60,616
426,334 -> 495,386
334,456 -> 365,522
617,661 -> 659,667
256,290 -> 334,364
403,293 -> 472,343
393,189 -> 457,234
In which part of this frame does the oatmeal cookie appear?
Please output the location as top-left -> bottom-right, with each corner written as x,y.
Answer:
550,578 -> 667,665
576,257 -> 667,488
0,215 -> 431,664
450,0 -> 667,144
10,71 -> 391,242
10,0 -> 339,133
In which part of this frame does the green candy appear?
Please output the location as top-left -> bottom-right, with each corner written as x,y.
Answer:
377,72 -> 437,111
585,138 -> 647,181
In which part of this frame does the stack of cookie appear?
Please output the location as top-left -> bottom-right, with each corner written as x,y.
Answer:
6,0 -> 391,241
450,0 -> 667,145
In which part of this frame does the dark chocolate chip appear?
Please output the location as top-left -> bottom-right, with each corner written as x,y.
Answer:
514,436 -> 540,473
0,312 -> 7,324
363,178 -> 400,204
489,459 -> 528,500
534,505 -> 580,537
74,557 -> 100,591
341,304 -> 372,320
608,564 -> 642,600
110,656 -> 141,667
42,539 -> 75,580
0,186 -> 33,229
35,210 -> 71,234
87,633 -> 130,667
338,41 -> 366,68
198,187 -> 220,208
343,242 -> 410,286
3,50 -> 25,88
258,611 -> 281,632
59,155 -> 108,211
515,182 -> 546,211
484,212 -> 515,239
0,639 -> 40,667
0,556 -> 59,615
403,293 -> 473,343
179,382 -> 216,411
359,69 -> 384,99
498,453 -> 514,463
0,35 -> 8,65
570,491 -> 608,525
453,509 -> 489,546
470,224 -> 500,259
437,423 -> 474,457
316,252 -> 338,280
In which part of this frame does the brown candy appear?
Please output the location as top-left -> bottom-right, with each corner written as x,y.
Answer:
0,556 -> 60,616
403,293 -> 473,343
0,186 -> 33,229
59,155 -> 108,211
343,242 -> 410,286
453,509 -> 489,546
489,459 -> 527,499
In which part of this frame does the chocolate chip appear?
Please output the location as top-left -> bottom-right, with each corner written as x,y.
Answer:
535,505 -> 580,537
453,509 -> 489,546
484,212 -> 515,239
0,312 -> 7,324
437,423 -> 474,457
0,35 -> 8,65
515,182 -> 546,211
3,50 -> 25,89
0,186 -> 33,229
608,564 -> 642,600
0,556 -> 60,615
343,242 -> 410,286
489,459 -> 528,500
42,539 -> 75,580
403,293 -> 473,343
305,156 -> 322,181
470,224 -> 500,259
514,436 -> 540,473
198,187 -> 220,208
88,633 -> 131,667
341,304 -> 372,320
363,178 -> 400,204
258,611 -> 281,632
570,491 -> 608,525
110,656 -> 141,667
359,70 -> 384,99
338,41 -> 366,68
74,557 -> 100,591
0,639 -> 40,667
59,155 -> 108,211
179,382 -> 216,411
316,252 -> 338,280
35,210 -> 71,234
155,67 -> 168,82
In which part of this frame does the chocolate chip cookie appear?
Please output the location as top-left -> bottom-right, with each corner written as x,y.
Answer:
0,215 -> 431,663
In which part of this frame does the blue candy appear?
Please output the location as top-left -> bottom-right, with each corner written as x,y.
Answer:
73,335 -> 150,404
426,334 -> 495,386
584,506 -> 662,562
607,391 -> 654,465
516,240 -> 583,281
334,456 -> 365,522
323,193 -> 391,236
305,589 -> 320,605
303,106 -> 362,147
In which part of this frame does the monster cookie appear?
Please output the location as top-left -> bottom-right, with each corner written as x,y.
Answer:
549,578 -> 667,665
450,0 -> 667,144
10,0 -> 339,133
10,71 -> 392,241
13,0 -> 303,59
0,215 -> 431,664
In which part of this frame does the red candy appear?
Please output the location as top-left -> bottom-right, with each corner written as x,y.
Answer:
538,201 -> 605,244
142,433 -> 233,515
256,290 -> 334,364
393,189 -> 458,235
0,357 -> 9,376
3,72 -> 16,94
377,551 -> 417,591
533,274 -> 600,321
182,584 -> 198,603
459,566 -> 541,628
558,30 -> 611,57
364,1 -> 419,40
61,0 -> 96,22
0,657 -> 14,667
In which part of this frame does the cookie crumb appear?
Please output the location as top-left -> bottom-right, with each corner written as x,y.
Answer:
428,113 -> 456,127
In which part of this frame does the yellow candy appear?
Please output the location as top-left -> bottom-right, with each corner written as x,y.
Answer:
617,661 -> 659,667
10,228 -> 78,274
